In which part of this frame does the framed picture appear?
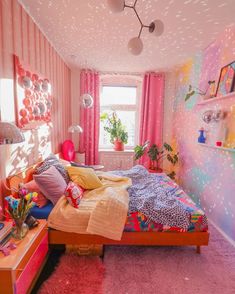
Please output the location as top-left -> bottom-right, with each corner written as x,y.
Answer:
216,61 -> 235,97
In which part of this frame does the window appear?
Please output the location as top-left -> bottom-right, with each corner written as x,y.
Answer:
99,85 -> 139,149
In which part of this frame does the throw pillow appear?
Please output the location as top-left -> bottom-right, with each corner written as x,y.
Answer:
34,166 -> 67,205
23,180 -> 48,208
66,166 -> 102,190
65,181 -> 84,208
35,154 -> 70,183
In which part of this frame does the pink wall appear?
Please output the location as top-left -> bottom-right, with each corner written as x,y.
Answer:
169,26 -> 235,242
0,0 -> 71,208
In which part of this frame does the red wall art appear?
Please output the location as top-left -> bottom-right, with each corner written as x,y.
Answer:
14,55 -> 52,129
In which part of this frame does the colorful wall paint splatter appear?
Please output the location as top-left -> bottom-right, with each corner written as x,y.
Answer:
170,26 -> 235,242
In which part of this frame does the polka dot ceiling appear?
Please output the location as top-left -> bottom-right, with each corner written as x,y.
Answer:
19,0 -> 235,71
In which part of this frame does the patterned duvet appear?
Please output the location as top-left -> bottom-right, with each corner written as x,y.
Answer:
113,166 -> 208,233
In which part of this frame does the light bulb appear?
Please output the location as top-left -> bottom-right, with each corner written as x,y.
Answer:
127,37 -> 143,56
149,19 -> 164,36
107,0 -> 125,13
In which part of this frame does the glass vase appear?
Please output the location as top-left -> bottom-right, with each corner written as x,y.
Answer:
12,218 -> 29,240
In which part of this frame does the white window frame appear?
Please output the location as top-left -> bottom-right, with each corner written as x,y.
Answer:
99,76 -> 142,150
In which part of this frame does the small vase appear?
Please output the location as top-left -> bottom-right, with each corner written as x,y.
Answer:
198,128 -> 206,143
12,218 -> 29,240
114,140 -> 124,151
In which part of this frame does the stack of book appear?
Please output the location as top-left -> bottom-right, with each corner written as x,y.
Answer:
0,222 -> 12,247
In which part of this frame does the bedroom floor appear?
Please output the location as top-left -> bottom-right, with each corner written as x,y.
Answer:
32,224 -> 235,294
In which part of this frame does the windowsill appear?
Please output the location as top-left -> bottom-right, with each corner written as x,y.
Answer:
99,148 -> 134,153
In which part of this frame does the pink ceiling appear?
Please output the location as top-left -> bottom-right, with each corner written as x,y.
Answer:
19,0 -> 235,72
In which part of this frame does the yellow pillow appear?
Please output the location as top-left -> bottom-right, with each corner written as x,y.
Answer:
66,166 -> 102,190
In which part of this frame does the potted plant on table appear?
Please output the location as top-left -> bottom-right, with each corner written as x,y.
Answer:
134,141 -> 179,179
100,112 -> 128,151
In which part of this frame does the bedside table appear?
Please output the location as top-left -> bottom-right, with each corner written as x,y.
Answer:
0,220 -> 48,294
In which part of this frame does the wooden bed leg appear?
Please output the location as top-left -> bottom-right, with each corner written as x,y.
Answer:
196,246 -> 201,254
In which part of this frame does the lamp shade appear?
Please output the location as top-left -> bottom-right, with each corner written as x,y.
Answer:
149,19 -> 164,36
0,122 -> 25,144
107,0 -> 125,13
81,93 -> 94,108
68,125 -> 83,133
128,37 -> 143,55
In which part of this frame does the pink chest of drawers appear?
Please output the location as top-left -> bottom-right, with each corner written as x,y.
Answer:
0,220 -> 48,294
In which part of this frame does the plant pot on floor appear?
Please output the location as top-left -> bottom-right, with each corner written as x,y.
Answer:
114,140 -> 124,151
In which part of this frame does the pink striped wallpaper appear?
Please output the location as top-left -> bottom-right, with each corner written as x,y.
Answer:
0,0 -> 71,208
0,0 -> 71,152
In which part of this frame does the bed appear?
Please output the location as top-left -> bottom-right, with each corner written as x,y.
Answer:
5,162 -> 209,254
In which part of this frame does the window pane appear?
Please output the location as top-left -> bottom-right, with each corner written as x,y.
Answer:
99,110 -> 136,147
101,86 -> 136,105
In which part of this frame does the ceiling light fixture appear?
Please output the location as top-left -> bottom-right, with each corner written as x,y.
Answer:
107,0 -> 164,55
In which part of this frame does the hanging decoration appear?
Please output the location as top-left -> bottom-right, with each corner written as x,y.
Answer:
13,55 -> 52,129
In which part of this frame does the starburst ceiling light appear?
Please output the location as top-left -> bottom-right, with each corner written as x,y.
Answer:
107,0 -> 164,55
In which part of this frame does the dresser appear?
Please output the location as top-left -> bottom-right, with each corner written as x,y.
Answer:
0,220 -> 48,294
99,150 -> 134,171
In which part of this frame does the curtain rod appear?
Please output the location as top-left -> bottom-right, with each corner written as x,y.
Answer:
100,71 -> 143,77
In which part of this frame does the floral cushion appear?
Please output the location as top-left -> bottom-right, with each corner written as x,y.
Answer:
65,181 -> 84,208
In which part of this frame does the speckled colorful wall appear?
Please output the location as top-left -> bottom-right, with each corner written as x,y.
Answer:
170,26 -> 235,242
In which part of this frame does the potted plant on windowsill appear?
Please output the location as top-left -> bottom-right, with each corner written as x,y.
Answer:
100,112 -> 128,151
134,141 -> 179,179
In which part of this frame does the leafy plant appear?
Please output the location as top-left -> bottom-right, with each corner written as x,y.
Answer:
134,141 -> 179,179
100,112 -> 128,144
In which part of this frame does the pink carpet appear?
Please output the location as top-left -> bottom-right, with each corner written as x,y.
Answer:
39,224 -> 235,294
38,255 -> 105,294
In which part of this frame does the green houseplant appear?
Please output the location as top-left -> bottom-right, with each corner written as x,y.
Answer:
100,112 -> 128,151
134,141 -> 179,179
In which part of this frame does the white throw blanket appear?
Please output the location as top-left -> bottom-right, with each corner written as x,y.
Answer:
48,172 -> 132,240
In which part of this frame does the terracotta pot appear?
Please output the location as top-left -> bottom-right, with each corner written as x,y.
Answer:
114,140 -> 124,151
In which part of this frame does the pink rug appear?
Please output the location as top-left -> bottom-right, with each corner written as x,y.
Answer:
104,225 -> 235,294
38,255 -> 105,294
39,224 -> 235,294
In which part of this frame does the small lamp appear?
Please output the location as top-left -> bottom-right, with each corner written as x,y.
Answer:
0,122 -> 25,144
68,125 -> 83,133
61,125 -> 83,162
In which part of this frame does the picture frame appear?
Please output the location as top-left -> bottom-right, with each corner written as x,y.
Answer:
216,60 -> 235,97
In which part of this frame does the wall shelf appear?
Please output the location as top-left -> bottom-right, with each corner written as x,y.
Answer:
197,92 -> 235,105
198,143 -> 235,153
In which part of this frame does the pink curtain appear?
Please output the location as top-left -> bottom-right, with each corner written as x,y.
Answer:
79,70 -> 100,165
139,72 -> 165,168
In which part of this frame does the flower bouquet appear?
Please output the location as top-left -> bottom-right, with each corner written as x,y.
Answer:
4,188 -> 38,240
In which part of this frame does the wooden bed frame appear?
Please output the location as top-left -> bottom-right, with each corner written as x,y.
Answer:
5,162 -> 209,254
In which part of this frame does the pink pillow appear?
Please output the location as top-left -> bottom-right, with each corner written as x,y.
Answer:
34,166 -> 67,205
23,180 -> 48,208
65,181 -> 84,208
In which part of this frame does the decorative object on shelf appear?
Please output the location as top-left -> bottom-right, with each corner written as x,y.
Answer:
4,190 -> 37,240
100,112 -> 128,151
216,141 -> 222,147
0,122 -> 25,144
216,60 -> 235,97
202,109 -> 226,124
185,81 -> 215,102
107,0 -> 164,55
198,128 -> 206,143
134,141 -> 179,178
14,55 -> 52,129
